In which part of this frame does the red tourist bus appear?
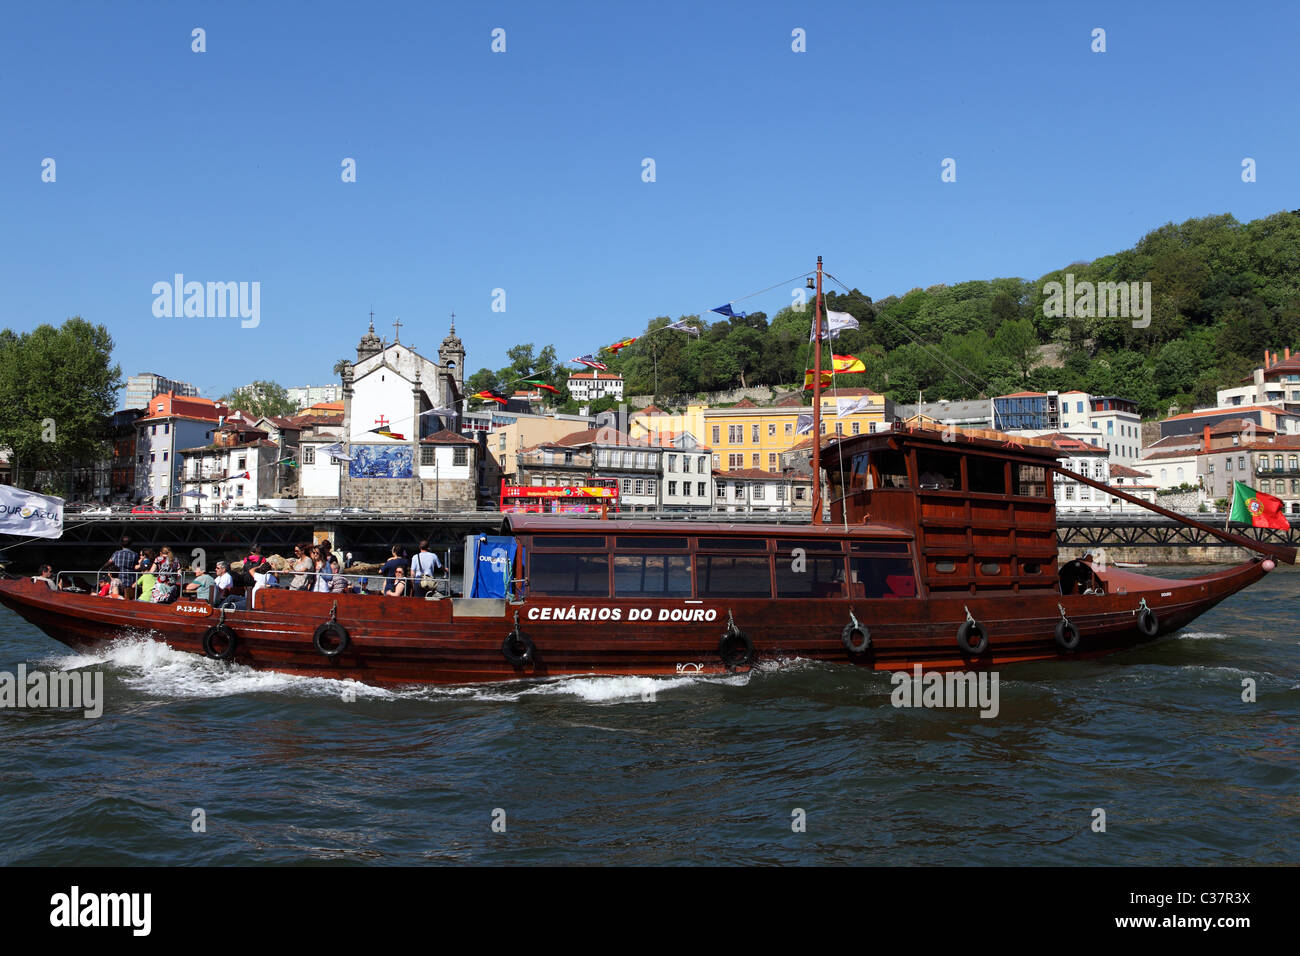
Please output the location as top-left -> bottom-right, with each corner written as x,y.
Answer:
500,481 -> 620,514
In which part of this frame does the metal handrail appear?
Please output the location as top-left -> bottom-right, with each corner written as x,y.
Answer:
51,567 -> 457,603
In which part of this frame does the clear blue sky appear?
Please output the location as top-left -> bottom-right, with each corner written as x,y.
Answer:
2,1 -> 1297,401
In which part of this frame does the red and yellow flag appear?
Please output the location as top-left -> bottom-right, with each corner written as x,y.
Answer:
832,354 -> 865,373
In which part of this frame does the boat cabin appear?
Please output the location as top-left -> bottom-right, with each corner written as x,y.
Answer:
507,520 -> 919,602
821,426 -> 1063,597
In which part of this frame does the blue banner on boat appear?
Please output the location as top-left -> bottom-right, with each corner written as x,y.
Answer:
471,535 -> 516,598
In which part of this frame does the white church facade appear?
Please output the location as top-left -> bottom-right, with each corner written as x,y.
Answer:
297,316 -> 478,511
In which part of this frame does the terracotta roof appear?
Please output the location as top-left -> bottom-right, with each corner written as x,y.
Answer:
567,371 -> 623,380
1108,463 -> 1152,479
530,428 -> 646,450
179,439 -> 280,454
420,429 -> 477,446
1041,433 -> 1108,454
1241,354 -> 1300,381
1164,404 -> 1299,422
305,400 -> 344,412
643,431 -> 711,450
774,393 -> 805,407
1243,435 -> 1300,450
734,398 -> 758,408
1145,434 -> 1200,450
1142,448 -> 1205,461
631,404 -> 667,416
1208,418 -> 1276,435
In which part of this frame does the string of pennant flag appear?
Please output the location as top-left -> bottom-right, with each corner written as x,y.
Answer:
354,268 -> 889,437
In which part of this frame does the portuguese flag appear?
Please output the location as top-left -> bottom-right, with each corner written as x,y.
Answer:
1228,480 -> 1291,529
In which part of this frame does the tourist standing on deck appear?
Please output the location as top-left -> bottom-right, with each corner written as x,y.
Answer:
290,544 -> 313,590
380,546 -> 406,591
103,536 -> 138,589
411,540 -> 442,597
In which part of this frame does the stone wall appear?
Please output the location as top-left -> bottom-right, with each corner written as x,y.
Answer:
1153,490 -> 1205,512
417,478 -> 477,511
626,385 -> 801,411
1058,545 -> 1256,565
341,476 -> 478,511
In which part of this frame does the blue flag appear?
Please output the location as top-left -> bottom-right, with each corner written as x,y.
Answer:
471,535 -> 517,598
711,303 -> 748,318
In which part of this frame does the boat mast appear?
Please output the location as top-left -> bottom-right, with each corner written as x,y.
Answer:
811,255 -> 824,525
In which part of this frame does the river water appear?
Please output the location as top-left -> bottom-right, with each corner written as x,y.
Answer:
1,566 -> 1296,866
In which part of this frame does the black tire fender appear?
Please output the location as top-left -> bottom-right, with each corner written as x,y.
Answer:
1054,619 -> 1081,651
719,628 -> 754,671
502,629 -> 535,666
842,623 -> 871,654
313,621 -> 350,658
957,620 -> 988,656
1137,607 -> 1159,638
202,623 -> 238,661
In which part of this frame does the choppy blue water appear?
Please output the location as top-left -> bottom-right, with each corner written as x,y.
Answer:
1,566 -> 1296,866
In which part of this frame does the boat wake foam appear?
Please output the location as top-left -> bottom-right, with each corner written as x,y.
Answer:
34,635 -> 749,704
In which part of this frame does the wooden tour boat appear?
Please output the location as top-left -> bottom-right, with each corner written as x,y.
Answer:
0,259 -> 1292,684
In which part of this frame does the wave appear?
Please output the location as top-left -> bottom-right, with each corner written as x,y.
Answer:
33,635 -> 749,705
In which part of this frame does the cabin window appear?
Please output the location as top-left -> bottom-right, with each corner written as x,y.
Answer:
1023,562 -> 1042,575
849,557 -> 917,598
777,539 -> 844,554
967,456 -> 1006,494
697,555 -> 771,597
849,541 -> 910,555
979,562 -> 1002,575
529,554 -> 609,596
915,450 -> 960,491
774,556 -> 845,598
614,555 -> 691,596
873,450 -> 910,489
849,453 -> 871,492
532,535 -> 607,550
698,537 -> 767,551
1015,464 -> 1047,497
934,560 -> 957,573
616,536 -> 688,550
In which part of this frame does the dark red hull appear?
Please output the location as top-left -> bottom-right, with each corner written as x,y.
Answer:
0,559 -> 1271,684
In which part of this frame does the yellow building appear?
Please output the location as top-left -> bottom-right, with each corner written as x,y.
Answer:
631,390 -> 891,474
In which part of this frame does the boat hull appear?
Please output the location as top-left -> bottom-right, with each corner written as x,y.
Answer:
0,560 -> 1270,684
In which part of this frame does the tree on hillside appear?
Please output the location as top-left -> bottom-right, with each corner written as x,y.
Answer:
221,381 -> 298,419
991,319 -> 1038,383
0,317 -> 122,492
